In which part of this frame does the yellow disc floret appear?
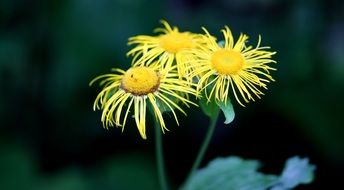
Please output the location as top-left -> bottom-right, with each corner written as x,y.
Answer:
159,31 -> 194,53
211,49 -> 244,75
121,67 -> 160,96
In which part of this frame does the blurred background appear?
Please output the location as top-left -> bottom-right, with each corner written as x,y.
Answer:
1,0 -> 343,189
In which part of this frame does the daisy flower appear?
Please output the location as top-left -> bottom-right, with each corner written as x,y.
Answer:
90,63 -> 197,139
127,20 -> 205,79
189,26 -> 276,106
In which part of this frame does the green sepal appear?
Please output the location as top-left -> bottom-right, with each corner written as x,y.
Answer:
199,96 -> 219,120
217,98 -> 235,124
155,97 -> 171,114
199,90 -> 235,124
217,40 -> 225,48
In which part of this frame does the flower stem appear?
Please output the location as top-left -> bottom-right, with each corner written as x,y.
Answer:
186,108 -> 220,182
154,118 -> 169,190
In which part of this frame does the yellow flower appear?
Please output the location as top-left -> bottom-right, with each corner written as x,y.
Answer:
127,20 -> 205,79
90,63 -> 197,139
189,26 -> 276,106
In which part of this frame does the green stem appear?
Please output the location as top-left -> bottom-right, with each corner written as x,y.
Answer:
186,109 -> 220,182
154,118 -> 169,190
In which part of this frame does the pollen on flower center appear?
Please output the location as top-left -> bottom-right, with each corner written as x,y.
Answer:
159,32 -> 193,53
121,67 -> 160,96
211,49 -> 244,75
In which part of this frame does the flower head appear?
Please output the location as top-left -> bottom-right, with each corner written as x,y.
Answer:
189,26 -> 276,106
90,63 -> 197,139
127,20 -> 205,79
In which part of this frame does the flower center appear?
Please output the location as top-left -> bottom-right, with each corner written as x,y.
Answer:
211,49 -> 244,75
121,67 -> 160,96
159,31 -> 194,53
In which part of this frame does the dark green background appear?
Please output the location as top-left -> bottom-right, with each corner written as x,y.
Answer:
1,0 -> 343,189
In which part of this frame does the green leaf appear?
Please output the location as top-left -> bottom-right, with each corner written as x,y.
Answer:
182,156 -> 278,190
217,98 -> 235,124
271,157 -> 316,190
182,156 -> 316,190
199,97 -> 219,119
